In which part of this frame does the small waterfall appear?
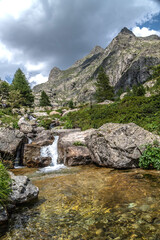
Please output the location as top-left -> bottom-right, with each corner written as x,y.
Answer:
40,136 -> 65,173
27,137 -> 33,144
14,147 -> 21,168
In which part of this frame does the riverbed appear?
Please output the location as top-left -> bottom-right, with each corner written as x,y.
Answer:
1,166 -> 160,240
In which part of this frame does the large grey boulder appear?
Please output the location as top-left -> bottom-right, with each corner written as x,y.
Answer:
58,129 -> 94,165
9,172 -> 39,204
0,128 -> 27,161
85,123 -> 160,169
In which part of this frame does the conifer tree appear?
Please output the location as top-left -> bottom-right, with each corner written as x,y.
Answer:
11,68 -> 34,106
40,91 -> 51,106
95,67 -> 114,102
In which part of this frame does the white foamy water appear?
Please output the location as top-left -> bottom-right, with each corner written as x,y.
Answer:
39,136 -> 66,173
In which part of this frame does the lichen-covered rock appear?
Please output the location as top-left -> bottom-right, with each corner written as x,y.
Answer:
9,172 -> 39,204
85,123 -> 160,169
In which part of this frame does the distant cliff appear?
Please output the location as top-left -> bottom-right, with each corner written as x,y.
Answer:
33,27 -> 160,106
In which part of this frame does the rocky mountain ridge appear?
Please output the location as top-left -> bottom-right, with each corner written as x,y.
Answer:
33,27 -> 160,105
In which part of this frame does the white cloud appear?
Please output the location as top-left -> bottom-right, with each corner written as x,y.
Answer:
0,0 -> 34,19
25,62 -> 46,72
132,26 -> 160,37
28,73 -> 48,88
0,41 -> 13,62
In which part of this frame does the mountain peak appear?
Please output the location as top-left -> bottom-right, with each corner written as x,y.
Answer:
90,45 -> 104,55
120,27 -> 134,35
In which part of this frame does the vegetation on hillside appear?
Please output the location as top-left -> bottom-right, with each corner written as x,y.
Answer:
62,94 -> 160,134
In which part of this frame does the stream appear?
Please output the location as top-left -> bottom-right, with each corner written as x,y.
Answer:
1,166 -> 160,240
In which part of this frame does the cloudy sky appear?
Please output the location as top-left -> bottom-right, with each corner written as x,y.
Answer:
0,0 -> 160,87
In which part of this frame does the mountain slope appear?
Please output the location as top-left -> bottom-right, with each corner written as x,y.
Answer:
33,27 -> 160,106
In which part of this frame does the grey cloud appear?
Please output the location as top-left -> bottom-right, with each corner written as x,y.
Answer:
0,0 -> 159,80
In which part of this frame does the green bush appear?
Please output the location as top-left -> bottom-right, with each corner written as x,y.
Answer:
0,162 -> 12,205
139,144 -> 160,170
73,141 -> 86,146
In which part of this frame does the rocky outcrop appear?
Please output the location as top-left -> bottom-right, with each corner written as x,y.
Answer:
9,172 -> 39,204
85,123 -> 160,169
57,129 -> 94,165
33,27 -> 160,105
23,130 -> 54,168
0,128 -> 27,164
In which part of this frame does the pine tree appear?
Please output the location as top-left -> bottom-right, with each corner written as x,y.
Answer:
11,68 -> 34,106
40,91 -> 51,106
95,67 -> 114,102
0,81 -> 10,99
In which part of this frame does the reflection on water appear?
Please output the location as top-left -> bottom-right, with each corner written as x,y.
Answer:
2,166 -> 160,240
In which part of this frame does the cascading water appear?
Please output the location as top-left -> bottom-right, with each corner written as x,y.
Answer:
40,136 -> 65,173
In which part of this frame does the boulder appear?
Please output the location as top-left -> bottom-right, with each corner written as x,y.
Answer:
18,117 -> 36,134
64,146 -> 92,166
33,112 -> 48,117
49,111 -> 61,116
85,123 -> 160,169
58,129 -> 94,165
33,130 -> 54,146
0,128 -> 27,161
9,172 -> 39,204
62,108 -> 80,117
23,143 -> 52,168
97,100 -> 114,105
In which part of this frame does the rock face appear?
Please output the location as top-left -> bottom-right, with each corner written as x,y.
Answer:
23,130 -> 54,167
85,123 -> 160,169
9,172 -> 39,204
0,128 -> 27,162
58,129 -> 94,166
33,27 -> 160,105
0,205 -> 8,237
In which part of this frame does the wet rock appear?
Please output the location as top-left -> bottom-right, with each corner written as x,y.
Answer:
9,172 -> 39,204
64,146 -> 92,166
23,143 -> 52,168
0,127 -> 27,163
85,123 -> 160,169
23,130 -> 54,167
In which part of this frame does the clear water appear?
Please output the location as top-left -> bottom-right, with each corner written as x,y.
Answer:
2,167 -> 160,240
